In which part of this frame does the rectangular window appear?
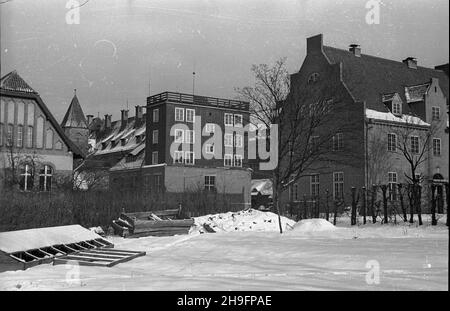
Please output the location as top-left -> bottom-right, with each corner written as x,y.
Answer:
224,113 -> 233,126
173,150 -> 184,164
333,172 -> 344,200
392,101 -> 402,115
186,109 -> 195,123
7,124 -> 13,146
27,126 -> 33,148
433,138 -> 441,156
152,151 -> 158,165
205,175 -> 216,191
27,102 -> 34,125
311,174 -> 320,197
17,125 -> 23,148
432,107 -> 440,120
387,133 -> 397,151
152,130 -> 159,144
154,174 -> 162,192
410,136 -> 419,154
234,154 -> 243,167
388,172 -> 398,201
224,154 -> 233,167
175,107 -> 184,121
205,123 -> 215,133
185,151 -> 195,165
224,133 -> 233,147
205,143 -> 214,154
332,133 -> 343,151
234,114 -> 243,127
235,134 -> 243,148
153,109 -> 159,123
185,130 -> 194,144
174,129 -> 184,143
289,183 -> 299,202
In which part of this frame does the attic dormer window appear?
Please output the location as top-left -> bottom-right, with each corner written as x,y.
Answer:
392,101 -> 402,115
120,138 -> 127,146
307,72 -> 320,84
101,142 -> 107,150
136,135 -> 142,144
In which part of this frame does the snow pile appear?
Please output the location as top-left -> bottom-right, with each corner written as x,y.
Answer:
89,226 -> 105,236
191,209 -> 296,233
291,219 -> 337,233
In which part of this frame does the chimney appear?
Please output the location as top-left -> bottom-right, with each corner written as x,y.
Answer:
349,44 -> 361,57
86,114 -> 94,125
104,114 -> 111,129
120,109 -> 129,129
307,34 -> 323,55
403,57 -> 417,69
135,105 -> 143,128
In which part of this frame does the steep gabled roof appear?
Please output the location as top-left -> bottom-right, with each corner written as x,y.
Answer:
0,71 -> 85,158
322,46 -> 449,113
61,93 -> 88,128
0,70 -> 37,93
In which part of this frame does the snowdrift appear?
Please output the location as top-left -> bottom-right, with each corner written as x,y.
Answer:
291,219 -> 337,233
191,209 -> 296,233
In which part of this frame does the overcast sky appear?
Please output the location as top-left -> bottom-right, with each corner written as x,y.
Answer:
1,0 -> 448,121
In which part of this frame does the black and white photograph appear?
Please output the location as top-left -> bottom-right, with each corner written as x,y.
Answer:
0,0 -> 448,295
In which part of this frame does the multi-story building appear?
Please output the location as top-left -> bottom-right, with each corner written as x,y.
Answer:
282,34 -> 448,210
87,92 -> 252,208
0,71 -> 84,191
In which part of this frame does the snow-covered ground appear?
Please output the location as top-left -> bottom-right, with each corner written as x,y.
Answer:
0,210 -> 447,291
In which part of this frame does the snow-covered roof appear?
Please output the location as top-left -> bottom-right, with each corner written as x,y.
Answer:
365,108 -> 430,126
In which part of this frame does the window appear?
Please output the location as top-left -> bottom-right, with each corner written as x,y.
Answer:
120,138 -> 127,146
433,138 -> 441,156
392,101 -> 402,115
290,183 -> 299,202
235,134 -> 243,148
234,154 -> 243,167
310,136 -> 320,151
152,130 -> 159,144
174,129 -> 184,143
234,114 -> 243,127
17,125 -> 23,147
224,154 -> 233,167
186,109 -> 195,123
39,165 -> 52,192
0,123 -> 3,146
185,151 -> 195,165
153,109 -> 159,123
205,175 -> 216,191
27,102 -> 34,125
311,174 -> 320,197
224,113 -> 233,126
410,136 -> 419,154
224,134 -> 233,147
173,150 -> 183,164
432,107 -> 440,120
152,151 -> 158,165
333,172 -> 344,200
185,130 -> 194,144
7,124 -> 13,146
27,126 -> 33,148
55,141 -> 62,150
332,133 -> 343,151
45,129 -> 53,149
205,143 -> 214,154
19,164 -> 33,191
387,133 -> 397,152
388,172 -> 398,201
307,72 -> 320,84
36,116 -> 44,148
154,174 -> 162,192
205,123 -> 215,133
175,107 -> 184,121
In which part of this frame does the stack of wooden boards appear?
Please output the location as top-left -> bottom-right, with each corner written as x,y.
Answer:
111,209 -> 195,238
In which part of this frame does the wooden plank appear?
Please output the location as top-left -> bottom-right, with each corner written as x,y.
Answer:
76,252 -> 127,259
128,229 -> 190,238
62,254 -> 115,262
133,219 -> 194,229
106,251 -> 146,267
87,249 -> 143,255
133,225 -> 192,233
53,258 -> 110,267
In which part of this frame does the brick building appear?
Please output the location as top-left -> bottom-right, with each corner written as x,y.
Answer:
281,34 -> 448,209
87,92 -> 252,208
0,71 -> 84,191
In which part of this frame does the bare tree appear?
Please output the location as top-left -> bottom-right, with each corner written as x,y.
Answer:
236,58 -> 361,233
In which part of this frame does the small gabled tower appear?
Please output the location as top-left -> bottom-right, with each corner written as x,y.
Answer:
61,89 -> 89,156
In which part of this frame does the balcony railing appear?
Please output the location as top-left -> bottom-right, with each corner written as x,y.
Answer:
147,92 -> 249,111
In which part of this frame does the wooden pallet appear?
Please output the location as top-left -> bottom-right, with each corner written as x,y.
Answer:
53,248 -> 146,267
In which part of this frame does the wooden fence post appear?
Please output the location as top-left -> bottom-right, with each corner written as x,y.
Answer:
351,187 -> 356,226
381,185 -> 388,224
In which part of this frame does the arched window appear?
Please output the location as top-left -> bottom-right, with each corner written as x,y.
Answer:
19,164 -> 34,191
39,165 -> 53,191
17,125 -> 23,148
55,141 -> 62,150
7,124 -> 13,146
27,126 -> 33,148
46,129 -> 53,149
36,116 -> 44,148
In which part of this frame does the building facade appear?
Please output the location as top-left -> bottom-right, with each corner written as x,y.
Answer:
281,34 -> 448,210
0,71 -> 84,191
